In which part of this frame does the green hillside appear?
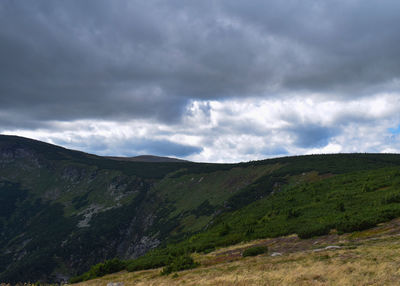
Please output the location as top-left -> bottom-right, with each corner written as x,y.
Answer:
1,135 -> 400,284
73,218 -> 400,286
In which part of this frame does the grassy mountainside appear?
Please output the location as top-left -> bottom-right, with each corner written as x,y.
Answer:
71,154 -> 400,284
73,218 -> 400,286
1,135 -> 400,284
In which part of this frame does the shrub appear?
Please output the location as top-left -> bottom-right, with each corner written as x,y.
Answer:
88,258 -> 126,278
382,193 -> 400,204
126,254 -> 169,272
219,223 -> 231,236
69,258 -> 126,283
287,208 -> 301,219
336,202 -> 345,212
336,218 -> 376,234
161,254 -> 199,275
297,224 -> 331,239
194,242 -> 215,253
242,246 -> 268,257
69,274 -> 86,284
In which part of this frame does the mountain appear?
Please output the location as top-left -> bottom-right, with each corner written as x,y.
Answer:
1,134 -> 400,284
0,135 -> 271,283
106,155 -> 189,163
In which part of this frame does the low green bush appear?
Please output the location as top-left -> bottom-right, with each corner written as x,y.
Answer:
126,254 -> 169,272
69,258 -> 126,283
242,246 -> 268,257
382,193 -> 400,204
161,255 -> 199,275
297,224 -> 331,239
336,218 -> 377,234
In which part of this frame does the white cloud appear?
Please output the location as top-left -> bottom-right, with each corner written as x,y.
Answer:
4,93 -> 400,162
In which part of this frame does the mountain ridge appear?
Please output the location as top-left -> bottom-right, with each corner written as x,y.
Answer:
105,155 -> 189,163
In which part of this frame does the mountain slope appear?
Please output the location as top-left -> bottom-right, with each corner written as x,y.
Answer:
1,135 -> 400,283
0,135 -> 274,283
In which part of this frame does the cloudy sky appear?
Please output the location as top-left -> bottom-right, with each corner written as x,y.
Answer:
1,0 -> 400,162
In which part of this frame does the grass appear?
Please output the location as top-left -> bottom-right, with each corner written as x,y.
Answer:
71,218 -> 400,285
156,165 -> 276,218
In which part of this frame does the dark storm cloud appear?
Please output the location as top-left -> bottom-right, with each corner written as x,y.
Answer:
223,0 -> 400,94
1,0 -> 400,127
122,139 -> 203,157
287,124 -> 339,148
0,0 -> 187,124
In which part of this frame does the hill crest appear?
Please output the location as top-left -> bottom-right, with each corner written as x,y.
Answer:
105,155 -> 189,163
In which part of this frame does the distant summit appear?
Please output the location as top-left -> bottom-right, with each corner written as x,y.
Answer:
106,155 -> 189,163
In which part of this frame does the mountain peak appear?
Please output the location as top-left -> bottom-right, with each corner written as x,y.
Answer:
105,155 -> 189,163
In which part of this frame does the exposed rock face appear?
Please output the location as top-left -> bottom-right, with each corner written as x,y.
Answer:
77,204 -> 113,228
62,166 -> 85,183
0,146 -> 41,168
0,136 -> 172,283
129,235 -> 161,258
115,204 -> 161,259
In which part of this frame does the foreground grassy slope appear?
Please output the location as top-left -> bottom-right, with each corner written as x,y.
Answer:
73,218 -> 400,286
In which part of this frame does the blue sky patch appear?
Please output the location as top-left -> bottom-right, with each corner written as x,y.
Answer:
388,125 -> 400,134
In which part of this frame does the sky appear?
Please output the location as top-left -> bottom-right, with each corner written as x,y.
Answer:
1,0 -> 400,163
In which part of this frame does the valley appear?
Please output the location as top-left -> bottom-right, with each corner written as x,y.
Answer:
1,135 -> 400,284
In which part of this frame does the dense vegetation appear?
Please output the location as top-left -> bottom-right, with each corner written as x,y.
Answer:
71,165 -> 400,282
189,167 -> 400,244
242,246 -> 268,257
69,259 -> 126,283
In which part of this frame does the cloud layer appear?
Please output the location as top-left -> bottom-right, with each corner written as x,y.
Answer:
1,1 -> 400,161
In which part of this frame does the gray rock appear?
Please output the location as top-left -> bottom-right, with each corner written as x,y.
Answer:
107,282 -> 124,286
324,245 -> 341,250
313,245 -> 341,252
271,252 -> 282,256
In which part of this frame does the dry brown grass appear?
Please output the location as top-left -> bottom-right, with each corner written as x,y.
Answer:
72,220 -> 400,286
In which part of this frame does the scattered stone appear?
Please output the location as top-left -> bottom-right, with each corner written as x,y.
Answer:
77,204 -> 114,228
107,282 -> 124,286
271,252 -> 282,256
313,245 -> 341,252
325,245 -> 341,250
